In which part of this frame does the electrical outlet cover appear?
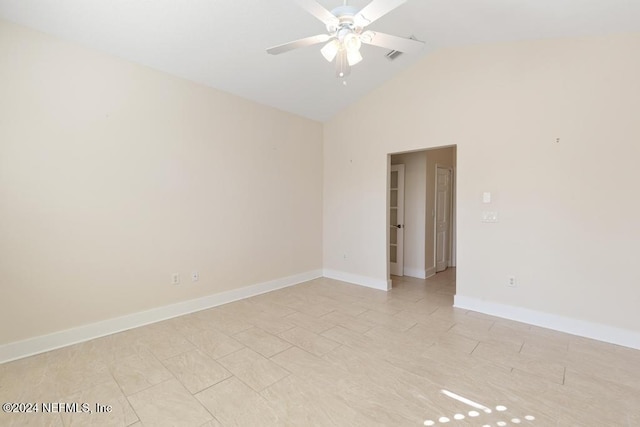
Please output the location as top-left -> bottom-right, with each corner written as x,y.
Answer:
481,211 -> 499,223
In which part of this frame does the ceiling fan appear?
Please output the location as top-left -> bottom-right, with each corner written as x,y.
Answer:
267,0 -> 424,78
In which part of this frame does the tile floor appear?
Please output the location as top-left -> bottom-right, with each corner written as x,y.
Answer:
1,268 -> 639,426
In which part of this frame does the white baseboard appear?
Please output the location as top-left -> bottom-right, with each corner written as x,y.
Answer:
0,269 -> 322,364
403,267 -> 426,279
454,295 -> 640,351
404,266 -> 436,279
323,269 -> 391,291
391,267 -> 436,280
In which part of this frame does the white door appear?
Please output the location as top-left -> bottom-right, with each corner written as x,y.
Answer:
435,167 -> 452,272
390,164 -> 405,276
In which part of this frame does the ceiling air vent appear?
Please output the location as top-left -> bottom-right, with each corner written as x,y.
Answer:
385,35 -> 418,61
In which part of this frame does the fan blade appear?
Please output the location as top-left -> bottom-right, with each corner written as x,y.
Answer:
294,0 -> 339,27
362,31 -> 424,53
267,34 -> 330,55
355,0 -> 407,27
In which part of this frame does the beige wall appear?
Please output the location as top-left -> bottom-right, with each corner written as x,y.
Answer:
3,17 -> 640,349
0,20 -> 323,344
324,33 -> 640,333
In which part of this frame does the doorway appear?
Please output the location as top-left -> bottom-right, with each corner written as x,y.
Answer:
388,146 -> 456,288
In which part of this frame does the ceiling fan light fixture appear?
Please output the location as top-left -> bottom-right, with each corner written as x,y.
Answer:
320,39 -> 340,62
360,30 -> 374,44
266,0 -> 424,80
347,48 -> 363,66
343,32 -> 362,52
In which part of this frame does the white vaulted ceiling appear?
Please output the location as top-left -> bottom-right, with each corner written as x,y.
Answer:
1,0 -> 639,121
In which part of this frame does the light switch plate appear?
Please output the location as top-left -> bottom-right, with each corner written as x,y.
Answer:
483,192 -> 491,203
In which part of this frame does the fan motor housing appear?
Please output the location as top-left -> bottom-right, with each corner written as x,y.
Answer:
327,5 -> 359,33
330,5 -> 358,18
